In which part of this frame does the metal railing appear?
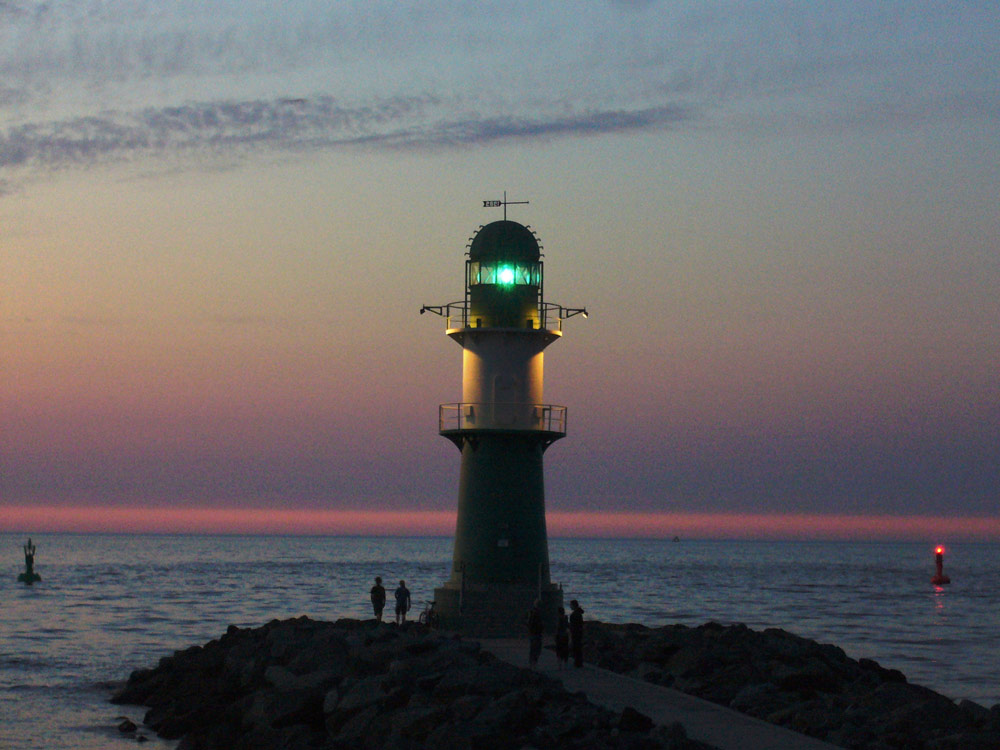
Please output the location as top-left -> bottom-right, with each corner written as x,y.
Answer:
439,402 -> 567,434
420,301 -> 586,332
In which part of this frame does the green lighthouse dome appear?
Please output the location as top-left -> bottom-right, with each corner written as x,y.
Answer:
469,220 -> 540,262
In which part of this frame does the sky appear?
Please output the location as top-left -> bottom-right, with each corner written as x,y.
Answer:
2,1 -> 998,539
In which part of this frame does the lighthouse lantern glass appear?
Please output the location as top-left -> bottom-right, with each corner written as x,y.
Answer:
468,261 -> 540,287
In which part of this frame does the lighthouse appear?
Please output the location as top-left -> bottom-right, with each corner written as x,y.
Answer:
421,201 -> 586,634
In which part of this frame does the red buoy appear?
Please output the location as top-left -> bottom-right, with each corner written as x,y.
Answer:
931,545 -> 951,585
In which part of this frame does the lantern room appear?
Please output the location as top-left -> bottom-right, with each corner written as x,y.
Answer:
466,220 -> 543,328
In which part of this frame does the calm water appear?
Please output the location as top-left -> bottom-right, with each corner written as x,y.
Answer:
1,534 -> 997,750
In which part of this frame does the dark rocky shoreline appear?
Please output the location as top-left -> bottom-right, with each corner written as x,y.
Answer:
581,620 -> 1000,750
110,617 -> 1000,750
111,617 -> 713,750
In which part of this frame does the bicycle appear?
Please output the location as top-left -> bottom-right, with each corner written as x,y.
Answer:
418,600 -> 438,627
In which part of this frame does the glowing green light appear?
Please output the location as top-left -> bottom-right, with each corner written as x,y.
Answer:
498,266 -> 515,285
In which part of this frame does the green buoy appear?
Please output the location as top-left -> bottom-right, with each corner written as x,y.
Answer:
17,537 -> 41,584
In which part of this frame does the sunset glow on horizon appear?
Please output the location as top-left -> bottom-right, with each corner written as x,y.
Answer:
4,506 -> 999,542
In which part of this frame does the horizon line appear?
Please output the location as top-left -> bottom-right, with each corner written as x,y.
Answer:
2,506 -> 998,541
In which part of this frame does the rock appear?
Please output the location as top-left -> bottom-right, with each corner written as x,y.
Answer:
781,699 -> 842,737
113,615 -> 999,750
329,704 -> 382,745
473,688 -> 545,738
431,662 -> 522,701
117,718 -> 137,733
580,619 -> 1000,750
859,657 -> 907,683
925,730 -> 1000,750
241,688 -> 323,731
113,617 -> 699,749
424,720 -> 476,750
387,704 -> 449,740
263,664 -> 298,690
729,682 -> 790,718
619,705 -> 655,732
959,698 -> 992,724
334,674 -> 393,713
449,693 -> 487,721
773,657 -> 842,694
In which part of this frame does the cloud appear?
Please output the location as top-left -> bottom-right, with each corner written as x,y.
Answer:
0,95 -> 425,169
0,1 -> 995,190
370,105 -> 692,148
0,95 -> 691,174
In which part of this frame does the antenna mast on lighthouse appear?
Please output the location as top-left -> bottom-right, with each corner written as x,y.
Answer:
482,190 -> 529,221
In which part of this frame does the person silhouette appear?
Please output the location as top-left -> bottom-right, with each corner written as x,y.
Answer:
370,576 -> 386,622
394,580 -> 411,625
555,606 -> 569,669
527,600 -> 543,668
569,599 -> 584,668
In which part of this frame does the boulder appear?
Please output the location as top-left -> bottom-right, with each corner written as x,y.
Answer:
580,620 -> 1000,750
619,705 -> 655,732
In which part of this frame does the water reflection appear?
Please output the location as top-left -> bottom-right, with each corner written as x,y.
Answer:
932,585 -> 947,614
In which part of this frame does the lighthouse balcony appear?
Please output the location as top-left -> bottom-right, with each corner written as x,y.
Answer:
422,301 -> 583,333
439,402 -> 567,436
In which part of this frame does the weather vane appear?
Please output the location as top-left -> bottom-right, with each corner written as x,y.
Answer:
482,190 -> 528,221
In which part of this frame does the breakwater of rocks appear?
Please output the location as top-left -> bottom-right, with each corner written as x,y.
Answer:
581,621 -> 1000,750
111,617 -> 713,750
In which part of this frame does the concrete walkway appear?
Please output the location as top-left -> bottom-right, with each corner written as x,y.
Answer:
479,639 -> 838,750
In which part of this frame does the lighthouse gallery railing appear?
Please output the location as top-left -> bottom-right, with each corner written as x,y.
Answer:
421,301 -> 574,332
439,403 -> 567,434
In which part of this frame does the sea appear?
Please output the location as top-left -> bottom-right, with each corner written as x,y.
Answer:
1,534 -> 997,750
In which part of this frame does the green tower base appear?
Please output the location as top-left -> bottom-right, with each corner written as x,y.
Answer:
433,581 -> 563,637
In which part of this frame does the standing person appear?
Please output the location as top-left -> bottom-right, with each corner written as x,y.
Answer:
527,600 -> 543,669
569,599 -> 584,668
370,577 -> 386,622
554,606 -> 569,669
394,580 -> 411,625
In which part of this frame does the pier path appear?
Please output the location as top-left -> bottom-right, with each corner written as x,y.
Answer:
479,638 -> 838,750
